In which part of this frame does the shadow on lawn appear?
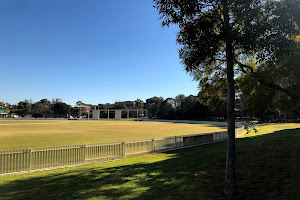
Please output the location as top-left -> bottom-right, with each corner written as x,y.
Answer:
0,128 -> 299,200
143,119 -> 228,129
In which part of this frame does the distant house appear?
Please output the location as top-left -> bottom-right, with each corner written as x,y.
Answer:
0,110 -> 8,118
72,105 -> 90,113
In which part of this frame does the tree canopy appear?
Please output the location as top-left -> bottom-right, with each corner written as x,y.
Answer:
154,0 -> 299,99
153,0 -> 300,194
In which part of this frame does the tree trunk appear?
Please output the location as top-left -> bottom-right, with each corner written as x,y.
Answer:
222,0 -> 237,195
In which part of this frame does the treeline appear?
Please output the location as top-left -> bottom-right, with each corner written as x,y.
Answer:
0,99 -> 88,118
0,95 -> 212,120
0,90 -> 299,121
145,95 -> 211,120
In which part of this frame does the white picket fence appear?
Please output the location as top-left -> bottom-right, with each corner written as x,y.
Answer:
0,127 -> 245,175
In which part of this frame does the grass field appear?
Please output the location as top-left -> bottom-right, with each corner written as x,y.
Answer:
0,123 -> 299,200
0,120 -> 226,150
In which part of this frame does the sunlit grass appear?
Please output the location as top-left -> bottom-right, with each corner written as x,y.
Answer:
0,120 -> 225,150
239,123 -> 300,138
0,123 -> 299,199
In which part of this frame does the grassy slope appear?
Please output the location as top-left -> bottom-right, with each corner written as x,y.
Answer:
0,123 -> 299,200
0,120 -> 225,150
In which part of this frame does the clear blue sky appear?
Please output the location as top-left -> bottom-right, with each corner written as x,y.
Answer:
0,0 -> 198,105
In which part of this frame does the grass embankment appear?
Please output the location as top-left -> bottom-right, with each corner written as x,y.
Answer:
0,123 -> 299,200
0,120 -> 225,150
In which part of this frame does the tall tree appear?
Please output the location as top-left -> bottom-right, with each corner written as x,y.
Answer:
17,100 -> 32,116
52,102 -> 71,118
154,0 -> 299,194
174,94 -> 185,110
135,99 -> 144,109
237,50 -> 300,120
146,96 -> 164,118
157,98 -> 175,119
198,80 -> 227,119
38,99 -> 51,106
0,102 -> 5,109
31,103 -> 53,118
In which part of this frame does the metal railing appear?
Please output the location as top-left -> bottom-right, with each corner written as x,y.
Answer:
0,127 -> 244,175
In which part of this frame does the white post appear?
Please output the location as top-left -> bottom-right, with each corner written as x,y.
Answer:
83,144 -> 86,163
192,135 -> 194,145
127,110 -> 129,119
123,140 -> 126,157
28,148 -> 32,172
152,138 -> 156,151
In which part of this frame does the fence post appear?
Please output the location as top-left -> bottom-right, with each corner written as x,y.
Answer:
83,144 -> 87,163
28,148 -> 32,172
152,138 -> 156,151
123,140 -> 126,157
175,136 -> 177,148
192,135 -> 194,145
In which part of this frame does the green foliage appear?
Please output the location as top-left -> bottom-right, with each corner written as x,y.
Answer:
237,50 -> 300,119
31,103 -> 53,118
174,94 -> 185,110
154,1 -> 299,192
199,79 -> 227,118
0,102 -> 10,114
157,98 -> 175,119
146,96 -> 164,118
154,0 -> 300,99
115,102 -> 128,109
38,99 -> 51,106
52,102 -> 71,118
97,104 -> 108,109
0,101 -> 5,109
17,100 -> 31,110
146,95 -> 210,120
15,100 -> 32,117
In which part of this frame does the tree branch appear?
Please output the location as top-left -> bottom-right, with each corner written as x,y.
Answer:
252,73 -> 299,100
234,59 -> 299,100
234,59 -> 254,73
234,59 -> 300,101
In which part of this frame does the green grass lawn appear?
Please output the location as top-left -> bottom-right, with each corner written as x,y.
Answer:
0,123 -> 299,200
0,120 -> 225,150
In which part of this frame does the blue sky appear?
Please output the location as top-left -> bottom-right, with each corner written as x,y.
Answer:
0,0 -> 198,105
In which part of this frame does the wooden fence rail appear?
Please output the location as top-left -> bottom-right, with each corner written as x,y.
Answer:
0,127 -> 244,175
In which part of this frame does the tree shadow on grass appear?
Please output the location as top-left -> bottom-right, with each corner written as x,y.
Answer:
143,119 -> 228,129
0,128 -> 299,200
